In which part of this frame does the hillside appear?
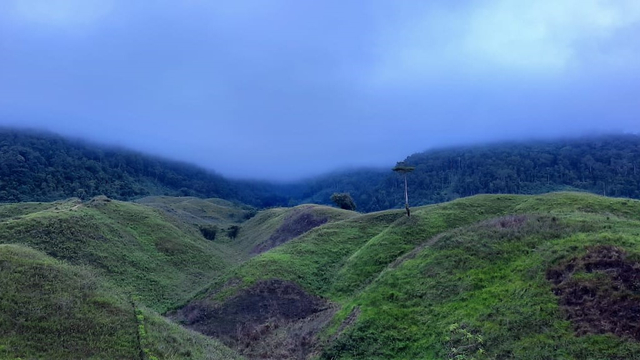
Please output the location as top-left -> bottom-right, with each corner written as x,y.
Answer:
135,196 -> 257,226
0,196 -> 241,312
5,129 -> 640,215
231,204 -> 358,260
173,192 -> 640,359
290,135 -> 640,212
0,244 -> 241,360
0,128 -> 289,207
0,194 -> 362,358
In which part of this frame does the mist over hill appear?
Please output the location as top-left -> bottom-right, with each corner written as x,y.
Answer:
0,128 -> 291,207
2,128 -> 640,212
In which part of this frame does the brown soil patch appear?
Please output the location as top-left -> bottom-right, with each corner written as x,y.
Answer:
251,207 -> 328,255
175,279 -> 335,359
547,245 -> 640,340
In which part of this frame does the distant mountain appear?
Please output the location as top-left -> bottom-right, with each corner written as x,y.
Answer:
2,128 -> 640,212
0,128 -> 290,207
290,134 -> 640,212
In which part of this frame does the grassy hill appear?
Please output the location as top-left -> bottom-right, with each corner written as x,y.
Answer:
135,196 -> 256,226
5,191 -> 640,358
174,192 -> 640,359
230,204 -> 358,260
0,196 -> 241,312
0,194 -> 359,358
0,244 -> 241,360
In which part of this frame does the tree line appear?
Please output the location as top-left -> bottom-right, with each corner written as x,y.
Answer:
2,129 -> 640,213
292,135 -> 640,212
0,129 -> 289,207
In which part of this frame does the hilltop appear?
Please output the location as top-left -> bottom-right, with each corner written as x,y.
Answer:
172,192 -> 640,359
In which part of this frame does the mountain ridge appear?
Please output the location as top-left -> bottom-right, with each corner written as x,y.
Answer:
2,127 -> 640,213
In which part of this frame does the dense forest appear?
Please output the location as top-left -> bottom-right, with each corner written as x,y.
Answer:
296,135 -> 640,212
2,129 -> 640,212
0,129 -> 289,207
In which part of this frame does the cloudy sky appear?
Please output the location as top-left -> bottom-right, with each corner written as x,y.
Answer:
1,1 -> 639,180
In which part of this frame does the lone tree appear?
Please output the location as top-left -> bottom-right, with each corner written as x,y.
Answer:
330,192 -> 357,211
392,162 -> 415,217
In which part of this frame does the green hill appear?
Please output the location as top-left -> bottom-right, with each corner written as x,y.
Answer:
0,194 -> 360,358
135,196 -> 256,226
5,189 -> 640,358
174,192 -> 640,359
0,244 -> 241,360
0,196 -> 240,312
231,204 -> 358,260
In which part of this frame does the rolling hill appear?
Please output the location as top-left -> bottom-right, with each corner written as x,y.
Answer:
173,192 -> 640,359
0,196 -> 240,312
0,244 -> 241,360
0,195 -> 359,358
3,127 -> 640,358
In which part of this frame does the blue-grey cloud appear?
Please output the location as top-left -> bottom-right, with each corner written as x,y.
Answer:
1,0 -> 639,180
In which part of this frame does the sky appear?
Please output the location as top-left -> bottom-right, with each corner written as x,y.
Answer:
1,0 -> 640,180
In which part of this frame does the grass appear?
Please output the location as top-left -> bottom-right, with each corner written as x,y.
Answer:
135,196 -> 254,226
6,192 -> 640,358
188,192 -> 640,359
0,244 -> 138,359
0,197 -> 238,312
0,244 -> 242,359
229,204 -> 357,260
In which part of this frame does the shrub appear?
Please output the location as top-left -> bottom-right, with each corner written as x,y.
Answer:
227,225 -> 240,239
199,225 -> 218,241
330,193 -> 357,211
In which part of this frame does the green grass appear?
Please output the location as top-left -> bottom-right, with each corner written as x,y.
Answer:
189,192 -> 640,359
0,198 -> 238,312
135,196 -> 254,226
0,244 -> 242,359
229,204 -> 357,260
322,212 -> 640,359
6,192 -> 640,358
0,244 -> 138,359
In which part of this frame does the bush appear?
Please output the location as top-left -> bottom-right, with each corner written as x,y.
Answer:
227,225 -> 240,239
330,193 -> 357,211
199,225 -> 218,241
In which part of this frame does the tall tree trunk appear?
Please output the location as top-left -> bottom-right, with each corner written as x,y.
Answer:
404,174 -> 410,217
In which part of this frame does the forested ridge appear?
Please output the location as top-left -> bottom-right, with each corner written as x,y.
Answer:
2,128 -> 640,212
0,129 -> 288,207
294,135 -> 640,212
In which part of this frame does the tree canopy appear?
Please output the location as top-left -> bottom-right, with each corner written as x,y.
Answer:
2,129 -> 640,214
330,193 -> 357,211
